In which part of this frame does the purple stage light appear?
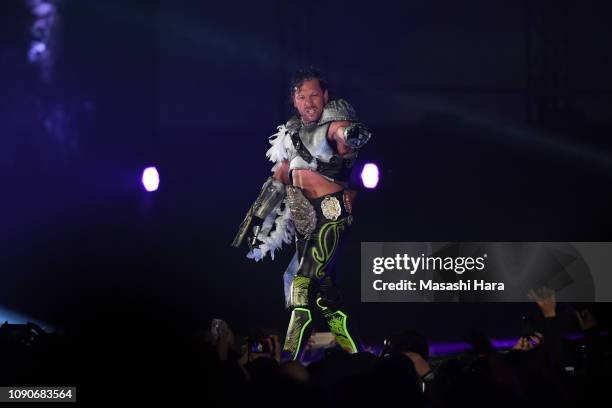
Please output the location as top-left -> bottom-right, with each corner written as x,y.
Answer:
26,0 -> 59,82
361,163 -> 379,189
32,2 -> 55,17
142,167 -> 160,192
28,41 -> 47,62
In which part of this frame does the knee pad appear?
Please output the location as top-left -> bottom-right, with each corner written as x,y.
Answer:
288,276 -> 311,308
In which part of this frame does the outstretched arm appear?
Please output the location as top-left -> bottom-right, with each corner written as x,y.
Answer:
328,121 -> 354,155
328,120 -> 372,155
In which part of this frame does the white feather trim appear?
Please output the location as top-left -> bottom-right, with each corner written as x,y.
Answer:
246,125 -> 295,261
266,125 -> 293,171
246,199 -> 295,262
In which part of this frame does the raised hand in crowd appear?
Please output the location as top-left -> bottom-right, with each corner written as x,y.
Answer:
215,320 -> 234,362
528,287 -> 556,318
575,308 -> 598,331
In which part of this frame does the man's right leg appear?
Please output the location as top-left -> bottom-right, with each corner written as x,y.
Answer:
282,275 -> 313,361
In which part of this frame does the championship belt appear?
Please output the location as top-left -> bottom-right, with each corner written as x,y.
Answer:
286,186 -> 317,237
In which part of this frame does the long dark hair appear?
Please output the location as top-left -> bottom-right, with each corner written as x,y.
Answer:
289,66 -> 329,100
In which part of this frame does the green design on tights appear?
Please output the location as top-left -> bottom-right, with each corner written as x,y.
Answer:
311,219 -> 346,279
290,276 -> 311,307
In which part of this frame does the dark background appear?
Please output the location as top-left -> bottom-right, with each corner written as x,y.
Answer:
1,0 -> 611,345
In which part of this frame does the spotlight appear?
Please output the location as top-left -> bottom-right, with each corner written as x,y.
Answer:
26,0 -> 58,81
142,167 -> 160,192
361,163 -> 379,189
32,2 -> 56,18
28,41 -> 47,62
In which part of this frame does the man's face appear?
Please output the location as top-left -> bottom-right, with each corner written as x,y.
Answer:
292,78 -> 329,124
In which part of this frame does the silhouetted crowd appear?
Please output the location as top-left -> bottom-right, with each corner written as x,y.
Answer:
1,291 -> 610,406
197,292 -> 610,407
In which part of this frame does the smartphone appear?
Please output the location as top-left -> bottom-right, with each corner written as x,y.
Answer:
247,336 -> 272,354
520,315 -> 535,339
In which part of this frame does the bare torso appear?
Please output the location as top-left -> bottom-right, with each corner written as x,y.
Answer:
273,121 -> 353,200
292,169 -> 342,199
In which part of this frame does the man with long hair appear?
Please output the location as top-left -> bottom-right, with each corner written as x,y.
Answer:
233,67 -> 372,361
